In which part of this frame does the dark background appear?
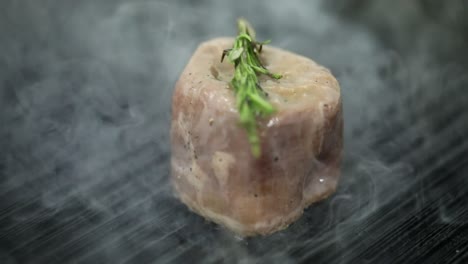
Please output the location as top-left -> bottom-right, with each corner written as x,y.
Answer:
1,0 -> 468,263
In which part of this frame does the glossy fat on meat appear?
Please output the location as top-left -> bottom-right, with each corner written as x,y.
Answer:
170,37 -> 343,236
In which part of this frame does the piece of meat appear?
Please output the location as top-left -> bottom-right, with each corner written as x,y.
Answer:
171,38 -> 343,236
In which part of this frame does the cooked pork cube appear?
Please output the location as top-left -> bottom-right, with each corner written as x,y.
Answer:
171,38 -> 343,236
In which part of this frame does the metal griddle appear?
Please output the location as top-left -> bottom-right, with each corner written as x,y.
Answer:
1,0 -> 467,263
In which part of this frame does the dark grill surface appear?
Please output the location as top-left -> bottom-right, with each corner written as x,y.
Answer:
1,0 -> 467,263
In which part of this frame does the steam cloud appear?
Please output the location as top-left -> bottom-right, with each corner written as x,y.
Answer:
1,0 -> 467,263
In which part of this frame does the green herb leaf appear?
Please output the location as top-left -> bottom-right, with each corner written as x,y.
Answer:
221,18 -> 282,158
228,47 -> 244,62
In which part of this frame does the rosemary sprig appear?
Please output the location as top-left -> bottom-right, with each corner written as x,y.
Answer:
221,18 -> 282,157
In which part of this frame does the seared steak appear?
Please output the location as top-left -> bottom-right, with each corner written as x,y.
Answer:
171,38 -> 343,236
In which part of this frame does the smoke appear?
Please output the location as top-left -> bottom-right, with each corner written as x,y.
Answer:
1,0 -> 467,263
